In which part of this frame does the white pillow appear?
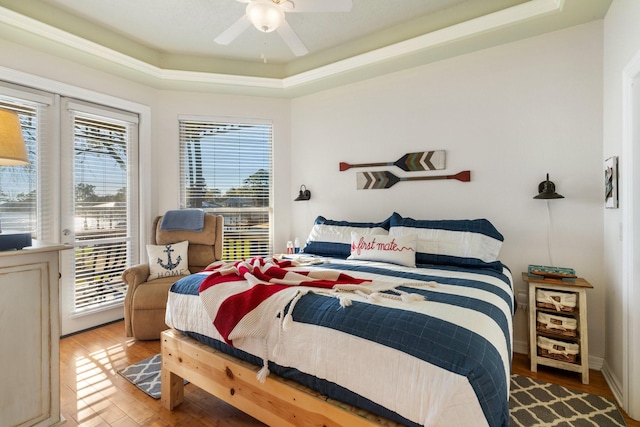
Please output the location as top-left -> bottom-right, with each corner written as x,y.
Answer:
347,232 -> 417,267
147,240 -> 191,281
302,215 -> 392,258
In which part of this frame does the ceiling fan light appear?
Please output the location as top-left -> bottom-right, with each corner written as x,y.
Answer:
246,2 -> 285,33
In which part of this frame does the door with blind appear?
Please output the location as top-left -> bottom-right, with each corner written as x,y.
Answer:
59,99 -> 139,335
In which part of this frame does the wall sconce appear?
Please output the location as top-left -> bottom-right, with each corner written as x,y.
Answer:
533,173 -> 564,266
533,173 -> 564,199
294,185 -> 311,201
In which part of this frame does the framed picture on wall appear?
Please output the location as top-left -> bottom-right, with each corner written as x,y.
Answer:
605,156 -> 618,209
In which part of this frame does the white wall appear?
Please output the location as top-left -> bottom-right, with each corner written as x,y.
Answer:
603,0 -> 640,416
290,22 -> 605,359
0,18 -> 607,363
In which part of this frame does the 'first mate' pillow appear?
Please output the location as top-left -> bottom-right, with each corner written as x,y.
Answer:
347,232 -> 417,267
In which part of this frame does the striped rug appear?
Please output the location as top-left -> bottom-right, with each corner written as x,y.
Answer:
510,374 -> 626,426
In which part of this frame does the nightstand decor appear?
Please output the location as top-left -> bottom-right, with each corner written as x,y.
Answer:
528,264 -> 577,280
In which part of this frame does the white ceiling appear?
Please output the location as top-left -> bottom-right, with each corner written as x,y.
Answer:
41,0 -> 480,63
0,0 -> 612,96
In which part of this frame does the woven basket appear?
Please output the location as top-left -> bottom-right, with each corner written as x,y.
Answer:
536,312 -> 577,337
536,289 -> 577,313
537,336 -> 579,363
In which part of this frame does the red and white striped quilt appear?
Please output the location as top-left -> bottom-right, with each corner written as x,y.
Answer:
198,257 -> 424,381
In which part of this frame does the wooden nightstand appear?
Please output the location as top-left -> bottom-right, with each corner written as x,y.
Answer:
522,272 -> 593,384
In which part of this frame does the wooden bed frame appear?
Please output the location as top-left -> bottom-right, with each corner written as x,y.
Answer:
161,329 -> 404,427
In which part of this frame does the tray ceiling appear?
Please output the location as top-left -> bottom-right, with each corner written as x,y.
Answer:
0,0 -> 612,96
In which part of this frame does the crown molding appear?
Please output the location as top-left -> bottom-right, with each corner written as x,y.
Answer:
0,0 -> 564,95
282,0 -> 564,90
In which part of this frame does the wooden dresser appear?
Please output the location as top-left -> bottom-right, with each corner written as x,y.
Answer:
0,242 -> 68,427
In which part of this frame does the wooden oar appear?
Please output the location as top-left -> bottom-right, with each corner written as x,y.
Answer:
357,170 -> 470,190
340,150 -> 445,172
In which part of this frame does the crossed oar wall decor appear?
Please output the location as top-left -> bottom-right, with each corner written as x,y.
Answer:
357,170 -> 470,190
339,150 -> 471,190
340,150 -> 445,172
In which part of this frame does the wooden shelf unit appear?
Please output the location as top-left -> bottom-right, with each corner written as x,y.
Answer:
522,272 -> 593,384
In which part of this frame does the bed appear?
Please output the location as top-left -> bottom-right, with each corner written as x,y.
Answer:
161,212 -> 514,427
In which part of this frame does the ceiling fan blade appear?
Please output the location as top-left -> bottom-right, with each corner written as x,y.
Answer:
276,20 -> 308,56
214,15 -> 251,45
283,0 -> 352,13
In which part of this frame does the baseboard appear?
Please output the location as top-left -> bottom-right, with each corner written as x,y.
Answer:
588,354 -> 604,371
601,360 -> 624,408
513,338 -> 604,371
514,339 -> 528,356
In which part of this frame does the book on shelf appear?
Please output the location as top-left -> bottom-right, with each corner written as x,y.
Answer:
527,264 -> 577,281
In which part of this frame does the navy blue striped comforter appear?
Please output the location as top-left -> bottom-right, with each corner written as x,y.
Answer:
166,259 -> 514,427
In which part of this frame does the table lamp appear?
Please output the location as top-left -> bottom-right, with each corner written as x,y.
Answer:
0,108 -> 33,250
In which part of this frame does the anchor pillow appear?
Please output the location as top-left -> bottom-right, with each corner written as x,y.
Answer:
146,240 -> 191,281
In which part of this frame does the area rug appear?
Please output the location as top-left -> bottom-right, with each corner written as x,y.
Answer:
118,354 -> 187,399
510,374 -> 626,426
120,356 -> 626,426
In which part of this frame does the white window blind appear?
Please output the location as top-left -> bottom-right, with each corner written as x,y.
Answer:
67,106 -> 138,311
179,117 -> 273,259
0,92 -> 51,239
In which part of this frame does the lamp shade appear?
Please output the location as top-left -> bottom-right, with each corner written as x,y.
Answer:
0,109 -> 28,166
533,173 -> 564,199
246,1 -> 285,33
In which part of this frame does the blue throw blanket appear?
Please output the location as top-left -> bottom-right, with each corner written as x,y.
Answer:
160,209 -> 205,232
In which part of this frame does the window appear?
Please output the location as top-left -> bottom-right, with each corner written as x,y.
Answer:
64,101 -> 139,312
179,117 -> 273,259
0,90 -> 52,239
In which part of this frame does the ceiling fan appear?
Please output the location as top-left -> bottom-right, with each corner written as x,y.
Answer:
214,0 -> 353,57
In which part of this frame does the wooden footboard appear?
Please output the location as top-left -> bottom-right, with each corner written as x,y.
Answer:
161,329 -> 403,427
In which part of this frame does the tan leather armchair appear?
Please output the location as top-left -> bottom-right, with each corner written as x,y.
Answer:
122,213 -> 223,340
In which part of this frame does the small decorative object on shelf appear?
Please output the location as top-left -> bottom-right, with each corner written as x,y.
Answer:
523,272 -> 593,384
528,264 -> 577,280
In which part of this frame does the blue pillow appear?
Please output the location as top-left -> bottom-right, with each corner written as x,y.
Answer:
389,214 -> 504,268
302,214 -> 393,258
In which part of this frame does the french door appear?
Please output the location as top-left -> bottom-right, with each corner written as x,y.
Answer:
59,99 -> 139,335
1,80 -> 141,336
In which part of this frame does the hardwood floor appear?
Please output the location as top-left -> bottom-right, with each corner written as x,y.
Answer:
60,321 -> 639,426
